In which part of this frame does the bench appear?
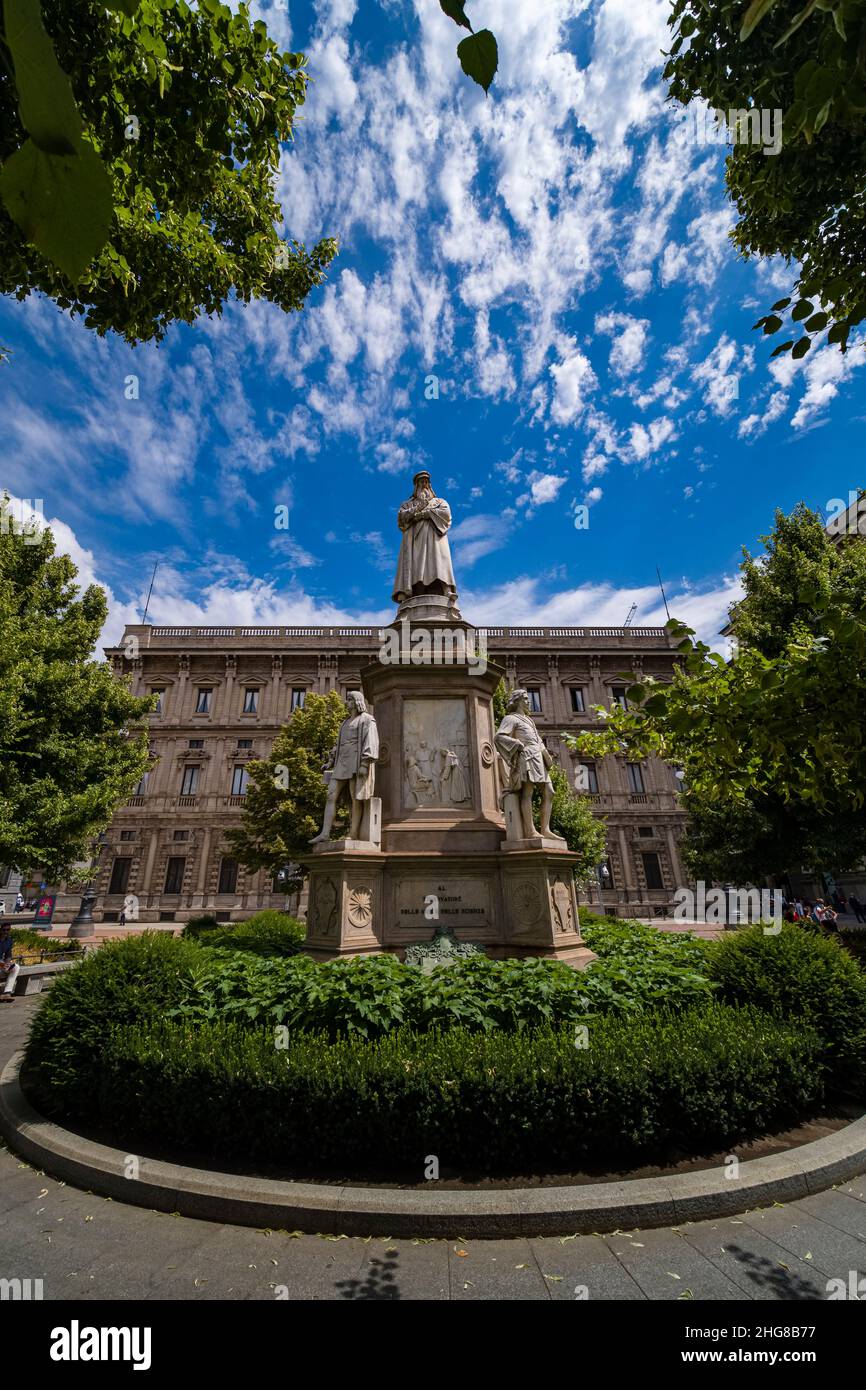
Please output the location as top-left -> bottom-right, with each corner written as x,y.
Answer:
12,960 -> 78,996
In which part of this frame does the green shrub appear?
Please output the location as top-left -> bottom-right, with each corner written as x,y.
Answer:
200,910 -> 305,957
90,1005 -> 823,1171
25,932 -> 203,1117
11,929 -> 82,955
167,946 -> 714,1038
180,914 -> 221,940
706,923 -> 866,1096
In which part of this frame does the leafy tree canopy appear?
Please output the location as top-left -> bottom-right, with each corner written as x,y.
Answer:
0,0 -> 337,342
225,691 -> 347,884
570,505 -> 866,880
665,0 -> 866,359
0,496 -> 153,877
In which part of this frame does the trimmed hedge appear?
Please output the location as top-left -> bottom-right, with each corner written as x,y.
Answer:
200,910 -> 305,957
86,1006 -> 823,1171
705,923 -> 866,1096
180,915 -> 221,940
25,932 -> 203,1111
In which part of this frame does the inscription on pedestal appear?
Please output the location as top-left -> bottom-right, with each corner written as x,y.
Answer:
395,877 -> 491,929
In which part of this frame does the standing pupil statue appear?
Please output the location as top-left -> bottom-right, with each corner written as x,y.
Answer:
494,687 -> 559,840
311,691 -> 379,844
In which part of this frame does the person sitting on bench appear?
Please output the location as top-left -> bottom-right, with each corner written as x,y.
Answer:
0,924 -> 19,1002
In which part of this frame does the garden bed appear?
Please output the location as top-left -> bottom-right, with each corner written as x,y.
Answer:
20,917 -> 866,1182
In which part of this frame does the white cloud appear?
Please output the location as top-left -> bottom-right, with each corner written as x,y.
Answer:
595,310 -> 650,377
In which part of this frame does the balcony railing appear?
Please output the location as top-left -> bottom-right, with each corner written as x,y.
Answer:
124,624 -> 670,645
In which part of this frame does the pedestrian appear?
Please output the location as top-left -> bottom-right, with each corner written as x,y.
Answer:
118,909 -> 126,928
849,894 -> 865,925
13,892 -> 23,914
0,924 -> 19,1003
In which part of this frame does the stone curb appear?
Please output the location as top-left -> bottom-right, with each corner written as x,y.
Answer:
3,1051 -> 866,1238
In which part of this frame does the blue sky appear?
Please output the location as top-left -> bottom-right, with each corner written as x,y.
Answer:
1,0 -> 863,650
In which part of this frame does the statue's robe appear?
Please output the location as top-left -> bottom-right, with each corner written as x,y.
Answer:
392,496 -> 458,603
329,712 -> 379,799
495,713 -> 551,795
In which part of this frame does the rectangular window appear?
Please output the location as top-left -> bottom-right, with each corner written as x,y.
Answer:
108,858 -> 131,895
642,852 -> 664,890
195,688 -> 212,714
237,739 -> 253,750
231,765 -> 249,796
600,858 -> 615,889
242,688 -> 258,714
218,858 -> 238,894
611,686 -> 629,710
180,765 -> 200,796
132,772 -> 148,796
577,764 -> 599,794
290,688 -> 306,711
639,825 -> 654,838
188,739 -> 203,750
569,687 -> 585,713
119,830 -> 136,842
527,689 -> 542,713
173,830 -> 189,842
626,763 -> 645,794
164,857 -> 186,894
150,688 -> 165,714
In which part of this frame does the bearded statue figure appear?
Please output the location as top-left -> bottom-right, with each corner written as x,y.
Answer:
392,471 -> 461,617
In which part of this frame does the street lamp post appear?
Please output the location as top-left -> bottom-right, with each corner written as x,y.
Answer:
68,834 -> 106,939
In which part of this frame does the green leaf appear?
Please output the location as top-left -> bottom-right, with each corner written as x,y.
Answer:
762,314 -> 783,334
771,297 -> 792,311
774,0 -> 822,48
770,340 -> 795,357
457,29 -> 498,93
626,684 -> 647,703
103,0 -> 141,13
791,337 -> 811,359
804,312 -> 828,332
740,0 -> 781,42
439,0 -> 472,31
0,138 -> 113,283
791,300 -> 814,321
4,0 -> 81,154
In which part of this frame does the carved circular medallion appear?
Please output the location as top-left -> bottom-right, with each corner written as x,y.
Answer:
378,741 -> 391,768
480,741 -> 495,767
347,887 -> 374,929
513,880 -> 542,925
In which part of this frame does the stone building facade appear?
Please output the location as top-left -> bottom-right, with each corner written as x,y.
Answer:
89,622 -> 688,923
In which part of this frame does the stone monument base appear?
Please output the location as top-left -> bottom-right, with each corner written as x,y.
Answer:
302,845 -> 597,970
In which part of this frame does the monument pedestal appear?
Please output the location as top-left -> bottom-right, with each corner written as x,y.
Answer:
300,638 -> 596,970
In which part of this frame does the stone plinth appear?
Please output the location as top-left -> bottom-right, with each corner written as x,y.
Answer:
299,632 -> 596,969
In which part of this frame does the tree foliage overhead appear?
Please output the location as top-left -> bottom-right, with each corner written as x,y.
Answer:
570,505 -> 866,881
0,496 -> 153,877
225,691 -> 347,883
665,0 -> 866,359
0,0 -> 337,342
438,0 -> 498,94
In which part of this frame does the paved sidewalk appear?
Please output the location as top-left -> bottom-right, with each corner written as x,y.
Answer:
2,997 -> 866,1301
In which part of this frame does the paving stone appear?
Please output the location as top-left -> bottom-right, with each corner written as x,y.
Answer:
738,1202 -> 866,1284
448,1239 -> 548,1301
530,1234 -> 647,1301
680,1216 -> 826,1301
601,1226 -> 746,1301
